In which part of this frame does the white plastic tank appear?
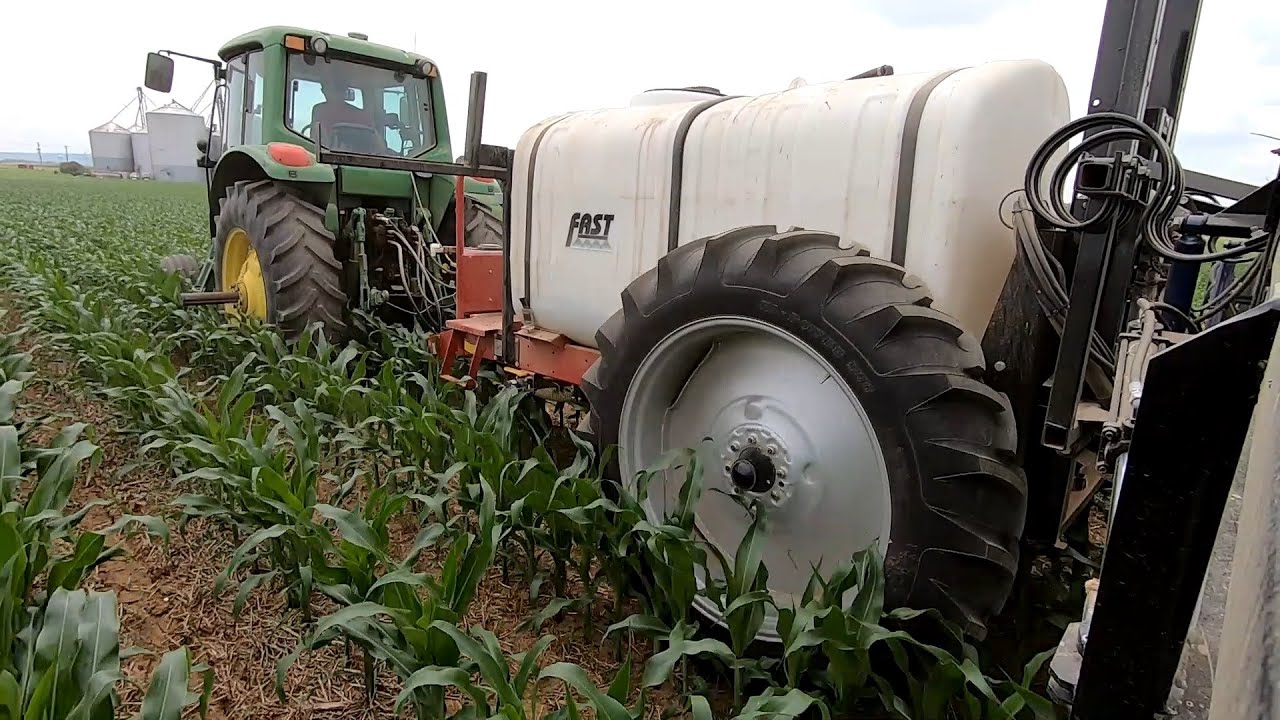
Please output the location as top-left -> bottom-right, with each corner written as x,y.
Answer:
88,121 -> 134,173
129,125 -> 152,177
511,59 -> 1070,346
145,102 -> 207,183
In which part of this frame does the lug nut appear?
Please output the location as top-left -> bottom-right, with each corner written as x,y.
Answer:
724,464 -> 732,474
771,490 -> 782,501
747,436 -> 757,445
777,469 -> 787,479
729,443 -> 740,452
766,446 -> 776,456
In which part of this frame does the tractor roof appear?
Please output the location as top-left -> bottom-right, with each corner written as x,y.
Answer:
218,26 -> 437,68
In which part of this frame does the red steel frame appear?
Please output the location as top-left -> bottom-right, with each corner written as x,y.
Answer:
431,179 -> 600,388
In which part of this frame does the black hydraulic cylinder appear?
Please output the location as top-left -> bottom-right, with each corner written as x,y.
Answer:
1161,234 -> 1205,329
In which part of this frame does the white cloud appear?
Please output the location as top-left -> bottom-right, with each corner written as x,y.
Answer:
0,0 -> 1276,184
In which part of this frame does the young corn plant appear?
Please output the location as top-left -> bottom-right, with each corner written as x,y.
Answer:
251,324 -> 373,426
165,396 -> 333,621
613,448 -> 712,626
278,479 -> 504,718
0,316 -> 34,430
334,367 -> 456,496
0,323 -> 203,720
689,688 -> 831,720
701,503 -> 776,710
605,504 -> 773,713
393,623 -> 646,720
763,547 -> 1058,719
393,623 -> 556,719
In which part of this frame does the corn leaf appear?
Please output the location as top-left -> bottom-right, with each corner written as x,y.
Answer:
735,688 -> 831,720
538,663 -> 632,720
134,647 -> 207,720
394,666 -> 487,714
640,621 -> 735,688
314,504 -> 386,560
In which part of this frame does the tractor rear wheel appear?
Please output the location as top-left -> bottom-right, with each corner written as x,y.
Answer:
582,225 -> 1027,640
213,179 -> 349,344
439,197 -> 504,250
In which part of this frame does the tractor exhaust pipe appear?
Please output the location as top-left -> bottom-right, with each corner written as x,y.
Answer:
180,290 -> 239,307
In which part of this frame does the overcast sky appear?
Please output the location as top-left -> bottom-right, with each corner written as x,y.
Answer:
2,0 -> 1277,183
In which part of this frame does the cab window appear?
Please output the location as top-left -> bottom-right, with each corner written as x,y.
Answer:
284,52 -> 434,157
222,50 -> 264,146
224,57 -> 245,145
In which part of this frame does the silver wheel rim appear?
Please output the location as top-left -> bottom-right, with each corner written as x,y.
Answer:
618,316 -> 892,642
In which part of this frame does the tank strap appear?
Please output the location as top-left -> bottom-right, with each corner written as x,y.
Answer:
522,114 -> 573,310
668,95 -> 741,251
891,69 -> 964,266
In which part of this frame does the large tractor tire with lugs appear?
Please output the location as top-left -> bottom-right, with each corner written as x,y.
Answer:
582,225 -> 1027,640
213,179 -> 349,344
439,196 -> 504,249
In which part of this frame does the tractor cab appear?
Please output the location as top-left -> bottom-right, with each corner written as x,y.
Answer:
212,28 -> 441,165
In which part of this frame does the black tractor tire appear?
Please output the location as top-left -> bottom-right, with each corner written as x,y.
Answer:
440,197 -> 504,250
581,225 -> 1027,637
213,180 -> 349,344
159,254 -> 200,279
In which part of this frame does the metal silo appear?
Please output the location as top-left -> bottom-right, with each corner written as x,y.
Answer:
145,102 -> 207,183
88,121 -> 134,173
129,124 -> 153,177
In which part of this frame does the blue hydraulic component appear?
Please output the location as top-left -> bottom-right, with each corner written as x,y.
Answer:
1161,234 -> 1206,329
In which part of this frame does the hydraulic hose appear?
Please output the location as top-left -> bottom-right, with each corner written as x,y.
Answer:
1024,112 -> 1267,264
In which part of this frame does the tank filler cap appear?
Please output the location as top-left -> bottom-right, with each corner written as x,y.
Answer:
347,32 -> 369,40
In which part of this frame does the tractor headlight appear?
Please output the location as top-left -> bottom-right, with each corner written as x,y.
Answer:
418,60 -> 437,78
312,36 -> 329,55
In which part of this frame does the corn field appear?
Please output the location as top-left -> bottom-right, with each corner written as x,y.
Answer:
0,168 -> 1056,719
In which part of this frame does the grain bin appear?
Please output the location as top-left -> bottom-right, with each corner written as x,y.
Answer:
145,102 -> 207,182
88,121 -> 135,173
129,124 -> 153,177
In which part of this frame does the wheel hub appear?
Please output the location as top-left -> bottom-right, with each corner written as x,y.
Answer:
729,447 -> 774,493
722,425 -> 792,506
219,227 -> 267,322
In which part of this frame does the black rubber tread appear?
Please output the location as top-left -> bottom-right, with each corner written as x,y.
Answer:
582,225 -> 1028,637
158,254 -> 200,277
213,179 -> 349,344
439,196 -> 504,249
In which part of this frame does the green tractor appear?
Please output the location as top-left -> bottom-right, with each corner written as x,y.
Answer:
145,26 -> 505,342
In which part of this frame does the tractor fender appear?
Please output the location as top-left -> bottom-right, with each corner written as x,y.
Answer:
209,147 -> 334,228
459,177 -> 504,221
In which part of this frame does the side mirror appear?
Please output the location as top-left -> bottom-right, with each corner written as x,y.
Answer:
144,52 -> 174,93
196,138 -> 209,153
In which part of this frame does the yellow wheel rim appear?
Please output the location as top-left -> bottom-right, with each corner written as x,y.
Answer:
220,228 -> 268,322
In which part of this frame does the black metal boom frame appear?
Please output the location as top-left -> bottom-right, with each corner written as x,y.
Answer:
1032,0 -> 1280,717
